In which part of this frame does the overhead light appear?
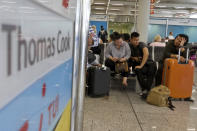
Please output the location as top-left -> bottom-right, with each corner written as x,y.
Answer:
19,7 -> 35,10
161,11 -> 172,14
190,107 -> 197,110
94,8 -> 105,10
177,11 -> 189,14
23,11 -> 36,14
111,4 -> 124,6
155,5 -> 166,8
39,0 -> 49,3
190,14 -> 197,18
110,9 -> 120,11
0,5 -> 9,9
95,13 -> 106,14
94,2 -> 105,5
108,13 -> 117,15
187,128 -> 195,131
156,0 -> 160,3
175,7 -> 185,9
1,1 -> 16,4
130,10 -> 139,12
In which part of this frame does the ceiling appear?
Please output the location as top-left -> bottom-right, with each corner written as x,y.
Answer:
90,0 -> 197,22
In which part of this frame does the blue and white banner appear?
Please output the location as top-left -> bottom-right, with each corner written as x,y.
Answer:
0,0 -> 76,130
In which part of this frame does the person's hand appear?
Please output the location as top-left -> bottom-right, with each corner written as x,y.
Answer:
119,58 -> 127,62
180,56 -> 186,63
97,64 -> 102,67
138,57 -> 142,62
132,57 -> 138,61
135,65 -> 143,69
180,37 -> 186,47
111,57 -> 118,62
180,47 -> 185,52
132,57 -> 141,62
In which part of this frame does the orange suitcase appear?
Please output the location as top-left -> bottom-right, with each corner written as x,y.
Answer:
162,49 -> 195,98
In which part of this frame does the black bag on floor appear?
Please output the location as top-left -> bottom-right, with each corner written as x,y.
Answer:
87,66 -> 110,97
135,60 -> 157,91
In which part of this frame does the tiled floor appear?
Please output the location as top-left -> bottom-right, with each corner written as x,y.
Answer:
83,68 -> 197,131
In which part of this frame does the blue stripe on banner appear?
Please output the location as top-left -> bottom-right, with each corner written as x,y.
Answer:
0,59 -> 73,131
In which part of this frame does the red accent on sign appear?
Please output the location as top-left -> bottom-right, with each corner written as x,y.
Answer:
39,113 -> 43,131
62,0 -> 69,8
42,83 -> 46,97
48,103 -> 52,125
48,95 -> 59,125
19,120 -> 29,131
150,10 -> 154,14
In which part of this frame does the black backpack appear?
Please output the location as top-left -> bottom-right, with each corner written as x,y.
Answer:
135,60 -> 157,91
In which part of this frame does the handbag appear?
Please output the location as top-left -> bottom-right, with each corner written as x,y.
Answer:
115,61 -> 128,73
146,85 -> 175,110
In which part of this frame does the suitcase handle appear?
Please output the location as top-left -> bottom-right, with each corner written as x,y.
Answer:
178,47 -> 189,64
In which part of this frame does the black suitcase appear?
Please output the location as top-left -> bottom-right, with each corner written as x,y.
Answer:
87,66 -> 110,97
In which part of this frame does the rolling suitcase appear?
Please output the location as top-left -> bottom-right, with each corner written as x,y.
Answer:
87,66 -> 110,97
162,48 -> 195,98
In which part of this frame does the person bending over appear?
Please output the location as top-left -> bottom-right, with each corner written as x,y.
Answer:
105,32 -> 131,86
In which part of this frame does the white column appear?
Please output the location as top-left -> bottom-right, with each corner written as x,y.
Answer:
137,0 -> 150,43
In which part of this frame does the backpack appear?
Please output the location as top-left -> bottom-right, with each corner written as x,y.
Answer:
135,60 -> 157,91
146,85 -> 175,110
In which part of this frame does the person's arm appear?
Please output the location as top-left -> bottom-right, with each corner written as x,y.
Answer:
119,43 -> 131,62
125,43 -> 131,60
105,44 -> 112,59
135,47 -> 149,69
98,31 -> 101,38
130,56 -> 139,62
163,44 -> 173,59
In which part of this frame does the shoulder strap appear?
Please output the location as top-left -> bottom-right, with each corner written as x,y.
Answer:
168,97 -> 175,111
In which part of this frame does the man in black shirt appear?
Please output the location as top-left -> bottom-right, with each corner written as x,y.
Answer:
128,32 -> 156,96
155,34 -> 189,86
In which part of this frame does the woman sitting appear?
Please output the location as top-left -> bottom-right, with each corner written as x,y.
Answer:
105,32 -> 131,87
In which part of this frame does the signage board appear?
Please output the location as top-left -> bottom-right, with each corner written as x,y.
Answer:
0,0 -> 76,130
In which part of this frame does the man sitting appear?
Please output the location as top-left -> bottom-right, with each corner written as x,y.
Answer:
155,34 -> 189,86
128,32 -> 156,96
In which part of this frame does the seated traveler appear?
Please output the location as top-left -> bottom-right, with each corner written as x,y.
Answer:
155,34 -> 189,86
128,32 -> 156,96
122,33 -> 130,43
87,27 -> 101,68
105,32 -> 131,87
149,34 -> 166,47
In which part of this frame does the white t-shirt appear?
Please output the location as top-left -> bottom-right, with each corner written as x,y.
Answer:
168,35 -> 174,40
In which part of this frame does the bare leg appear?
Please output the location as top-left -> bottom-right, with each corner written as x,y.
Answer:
122,77 -> 128,87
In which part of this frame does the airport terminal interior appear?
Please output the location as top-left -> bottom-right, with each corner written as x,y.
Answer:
83,69 -> 197,131
83,0 -> 197,131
